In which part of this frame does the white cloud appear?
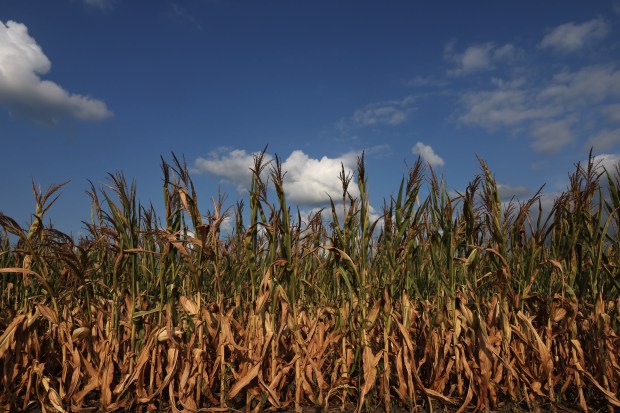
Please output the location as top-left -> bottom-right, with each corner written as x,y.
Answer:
536,191 -> 563,221
530,117 -> 577,154
592,153 -> 620,174
412,142 -> 444,167
281,150 -> 360,205
220,216 -> 233,235
340,95 -> 416,130
193,148 -> 362,206
493,44 -> 517,60
450,42 -> 493,74
363,144 -> 392,158
602,104 -> 620,124
0,20 -> 112,125
193,148 -> 272,192
459,79 -> 555,130
539,65 -> 620,109
353,105 -> 407,126
539,17 -> 609,54
445,41 -> 517,76
458,65 -> 620,153
586,128 -> 620,151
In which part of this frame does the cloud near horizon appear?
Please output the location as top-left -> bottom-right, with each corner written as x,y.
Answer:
0,20 -> 112,125
193,148 -> 270,193
497,183 -> 531,200
592,153 -> 620,173
194,148 -> 361,206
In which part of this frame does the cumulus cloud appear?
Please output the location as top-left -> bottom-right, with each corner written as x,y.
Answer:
539,17 -> 609,54
412,142 -> 444,167
282,150 -> 360,205
591,153 -> 620,174
340,95 -> 416,130
193,148 -> 272,192
458,65 -> 620,153
0,20 -> 112,125
444,41 -> 517,76
194,148 -> 362,206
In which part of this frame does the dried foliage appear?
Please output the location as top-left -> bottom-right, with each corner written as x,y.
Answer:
1,152 -> 619,412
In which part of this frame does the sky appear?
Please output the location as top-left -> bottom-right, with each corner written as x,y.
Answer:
1,0 -> 620,236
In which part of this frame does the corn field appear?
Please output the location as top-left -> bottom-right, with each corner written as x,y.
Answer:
1,151 -> 619,412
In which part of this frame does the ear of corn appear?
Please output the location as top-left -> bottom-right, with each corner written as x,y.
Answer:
0,153 -> 619,412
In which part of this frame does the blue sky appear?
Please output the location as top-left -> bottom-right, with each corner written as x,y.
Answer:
2,0 -> 620,235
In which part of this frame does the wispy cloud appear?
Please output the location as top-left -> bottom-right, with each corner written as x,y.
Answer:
81,0 -> 115,10
586,128 -> 620,150
458,65 -> 620,153
170,2 -> 203,30
444,41 -> 518,76
602,104 -> 620,123
539,65 -> 620,108
193,148 -> 361,206
339,95 -> 416,131
406,75 -> 447,88
0,20 -> 112,125
530,116 -> 577,153
539,17 -> 609,54
363,144 -> 392,158
412,142 -> 444,167
459,78 -> 549,129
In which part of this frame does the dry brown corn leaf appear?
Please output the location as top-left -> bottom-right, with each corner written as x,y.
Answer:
455,380 -> 474,413
518,311 -> 552,379
71,327 -> 90,342
228,362 -> 260,400
258,375 -> 282,408
552,308 -> 568,323
114,337 -> 155,396
0,314 -> 25,359
357,345 -> 382,412
36,304 -> 58,326
180,296 -> 199,316
569,340 -> 620,407
40,375 -> 67,413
